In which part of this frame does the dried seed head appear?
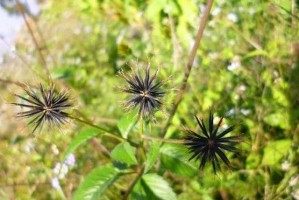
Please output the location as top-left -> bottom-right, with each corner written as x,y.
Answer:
12,84 -> 72,133
184,111 -> 241,174
120,63 -> 165,120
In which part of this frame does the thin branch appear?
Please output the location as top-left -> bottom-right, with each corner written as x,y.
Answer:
0,38 -> 41,78
24,0 -> 58,67
0,78 -> 27,88
162,0 -> 214,137
15,0 -> 52,84
89,138 -> 111,158
74,109 -> 118,125
68,115 -> 125,142
122,165 -> 145,200
143,135 -> 184,144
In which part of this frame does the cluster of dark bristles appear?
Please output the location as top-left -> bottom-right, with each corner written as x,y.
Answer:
12,65 -> 240,174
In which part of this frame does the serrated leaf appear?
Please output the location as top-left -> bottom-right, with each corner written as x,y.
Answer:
144,141 -> 160,173
74,165 -> 119,200
160,143 -> 197,177
141,173 -> 177,200
63,127 -> 100,160
111,142 -> 137,165
117,111 -> 137,138
262,139 -> 291,166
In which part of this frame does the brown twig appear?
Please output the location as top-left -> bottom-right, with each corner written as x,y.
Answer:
15,0 -> 52,84
25,0 -> 58,68
0,38 -> 41,78
122,165 -> 145,200
90,138 -> 111,158
162,0 -> 214,137
0,78 -> 27,88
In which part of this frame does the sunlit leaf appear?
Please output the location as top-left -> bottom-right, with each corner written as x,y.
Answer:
63,127 -> 100,160
160,144 -> 197,177
74,165 -> 119,200
117,111 -> 137,139
141,173 -> 177,200
261,139 -> 291,166
263,111 -> 290,130
144,141 -> 160,173
111,142 -> 137,165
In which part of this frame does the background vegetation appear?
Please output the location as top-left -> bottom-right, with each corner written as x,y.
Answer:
0,0 -> 299,199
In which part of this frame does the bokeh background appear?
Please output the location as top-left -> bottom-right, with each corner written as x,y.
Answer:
0,0 -> 299,199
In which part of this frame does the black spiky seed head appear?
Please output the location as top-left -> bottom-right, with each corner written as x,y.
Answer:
120,63 -> 165,120
184,111 -> 241,174
12,84 -> 72,133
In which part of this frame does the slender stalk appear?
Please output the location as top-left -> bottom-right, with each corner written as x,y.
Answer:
140,119 -> 144,137
25,0 -> 58,67
122,165 -> 145,200
15,0 -> 52,84
69,115 -> 124,142
74,109 -> 118,125
143,135 -> 184,144
139,120 -> 146,162
89,138 -> 111,158
0,38 -> 41,79
162,0 -> 214,137
0,78 -> 27,88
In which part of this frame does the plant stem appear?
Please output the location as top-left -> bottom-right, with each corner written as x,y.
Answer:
139,120 -> 147,162
0,38 -> 41,78
0,78 -> 27,88
162,0 -> 214,137
122,165 -> 145,200
15,0 -> 52,84
69,115 -> 124,142
89,138 -> 111,158
24,0 -> 58,68
143,135 -> 184,144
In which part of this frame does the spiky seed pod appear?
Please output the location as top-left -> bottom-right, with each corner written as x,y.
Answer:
184,111 -> 241,174
12,84 -> 72,133
120,64 -> 165,120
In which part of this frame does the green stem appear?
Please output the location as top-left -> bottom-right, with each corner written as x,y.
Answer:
122,165 -> 145,200
69,115 -> 124,142
139,120 -> 146,162
143,135 -> 184,144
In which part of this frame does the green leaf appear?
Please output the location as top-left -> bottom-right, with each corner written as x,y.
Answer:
141,173 -> 177,200
263,111 -> 290,130
111,142 -> 137,165
160,144 -> 197,177
261,139 -> 291,166
246,152 -> 261,169
62,127 -> 100,160
131,180 -> 147,200
117,111 -> 137,138
52,68 -> 72,79
74,165 -> 119,200
144,141 -> 160,173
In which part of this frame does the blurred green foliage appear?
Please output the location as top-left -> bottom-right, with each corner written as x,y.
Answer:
0,0 -> 299,199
